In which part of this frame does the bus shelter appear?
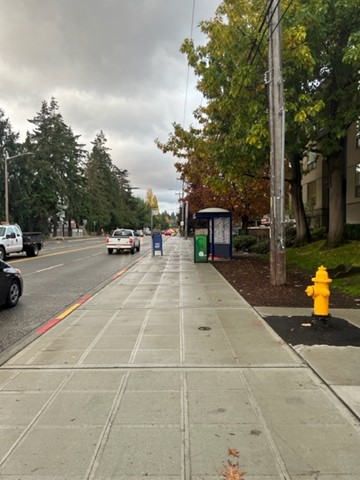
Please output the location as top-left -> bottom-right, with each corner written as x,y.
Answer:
193,207 -> 232,261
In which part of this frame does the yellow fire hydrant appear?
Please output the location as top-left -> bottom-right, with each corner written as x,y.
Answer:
305,265 -> 332,320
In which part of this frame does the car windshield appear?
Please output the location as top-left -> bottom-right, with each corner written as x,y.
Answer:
113,229 -> 132,237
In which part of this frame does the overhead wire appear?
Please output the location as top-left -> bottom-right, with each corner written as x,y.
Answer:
249,0 -> 295,68
248,0 -> 279,66
181,0 -> 294,131
246,0 -> 273,63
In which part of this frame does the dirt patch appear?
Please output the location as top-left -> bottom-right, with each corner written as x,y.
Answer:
213,255 -> 360,346
212,255 -> 360,309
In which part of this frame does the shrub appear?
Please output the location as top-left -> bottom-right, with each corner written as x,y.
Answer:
233,235 -> 258,252
249,241 -> 270,254
345,224 -> 360,240
311,226 -> 327,242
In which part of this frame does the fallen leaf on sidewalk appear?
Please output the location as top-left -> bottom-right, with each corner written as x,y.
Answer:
221,461 -> 246,480
228,448 -> 239,458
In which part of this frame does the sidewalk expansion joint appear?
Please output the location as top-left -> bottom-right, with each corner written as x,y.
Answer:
0,364 -> 306,370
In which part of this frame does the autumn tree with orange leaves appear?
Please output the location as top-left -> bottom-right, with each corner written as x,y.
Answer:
156,121 -> 270,229
156,0 -> 360,246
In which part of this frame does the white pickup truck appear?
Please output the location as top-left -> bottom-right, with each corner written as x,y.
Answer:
105,228 -> 140,254
0,224 -> 44,260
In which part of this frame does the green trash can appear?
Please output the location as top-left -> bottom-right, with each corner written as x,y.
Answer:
194,234 -> 208,263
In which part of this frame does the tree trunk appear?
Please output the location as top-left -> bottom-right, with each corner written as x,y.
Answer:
52,215 -> 58,238
68,219 -> 72,237
288,154 -> 311,244
326,150 -> 346,248
241,215 -> 249,234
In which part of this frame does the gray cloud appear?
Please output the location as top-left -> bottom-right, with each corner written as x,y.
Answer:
0,0 -> 219,213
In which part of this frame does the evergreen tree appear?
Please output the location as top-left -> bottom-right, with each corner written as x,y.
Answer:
0,108 -> 20,222
20,97 -> 86,234
84,131 -> 118,232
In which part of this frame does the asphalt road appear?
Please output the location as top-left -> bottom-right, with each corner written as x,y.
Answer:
0,235 -> 151,355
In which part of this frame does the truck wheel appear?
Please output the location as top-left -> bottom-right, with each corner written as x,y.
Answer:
6,280 -> 21,307
108,248 -> 113,254
136,245 -> 140,252
131,247 -> 135,254
0,246 -> 6,260
25,244 -> 39,257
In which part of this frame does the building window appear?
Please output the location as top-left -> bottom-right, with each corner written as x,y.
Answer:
356,119 -> 360,149
308,180 -> 317,206
356,163 -> 360,197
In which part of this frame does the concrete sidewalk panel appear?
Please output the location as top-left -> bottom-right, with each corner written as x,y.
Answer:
37,391 -> 116,426
332,386 -> 360,418
243,367 -> 319,391
252,389 -> 354,426
188,389 -> 259,424
190,425 -> 279,476
114,390 -> 181,424
94,425 -> 182,477
0,427 -> 103,477
1,370 -> 68,392
132,348 -> 181,364
297,345 -> 360,385
63,370 -> 126,391
0,391 -> 52,426
271,424 -> 360,476
126,370 -> 182,391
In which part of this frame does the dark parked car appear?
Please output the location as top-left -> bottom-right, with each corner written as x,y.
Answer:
0,259 -> 23,307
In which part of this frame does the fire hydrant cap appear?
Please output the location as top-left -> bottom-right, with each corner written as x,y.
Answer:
312,265 -> 332,284
305,285 -> 314,297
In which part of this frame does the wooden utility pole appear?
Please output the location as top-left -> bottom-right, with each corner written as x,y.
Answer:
268,0 -> 286,285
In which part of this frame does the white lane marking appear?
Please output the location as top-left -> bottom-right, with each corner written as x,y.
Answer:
23,264 -> 64,276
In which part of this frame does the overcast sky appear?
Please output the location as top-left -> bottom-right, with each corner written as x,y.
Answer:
0,0 -> 220,214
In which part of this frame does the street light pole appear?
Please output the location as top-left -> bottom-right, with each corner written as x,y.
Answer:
4,152 -> 34,223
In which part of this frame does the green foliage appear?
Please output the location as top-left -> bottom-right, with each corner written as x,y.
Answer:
249,241 -> 270,254
0,108 -> 21,221
344,224 -> 360,240
11,97 -> 88,234
311,226 -> 327,242
84,132 -> 144,232
286,240 -> 360,297
0,100 -> 150,234
233,235 -> 257,252
158,0 -> 360,249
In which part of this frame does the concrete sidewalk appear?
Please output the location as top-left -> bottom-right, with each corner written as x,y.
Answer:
0,236 -> 359,479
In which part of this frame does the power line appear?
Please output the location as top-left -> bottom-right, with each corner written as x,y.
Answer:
248,0 -> 280,66
247,0 -> 273,63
